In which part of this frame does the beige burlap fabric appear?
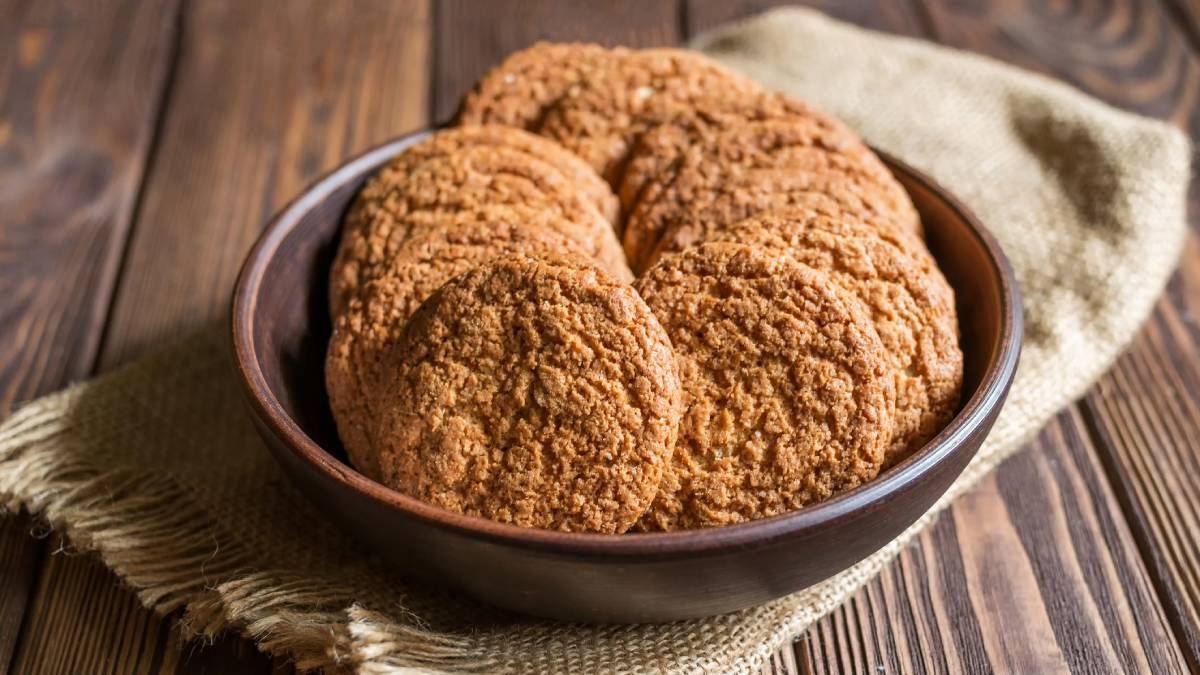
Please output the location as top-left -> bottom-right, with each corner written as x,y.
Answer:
0,8 -> 1190,674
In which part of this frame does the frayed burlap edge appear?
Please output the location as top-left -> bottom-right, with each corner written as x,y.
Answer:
0,391 -> 491,674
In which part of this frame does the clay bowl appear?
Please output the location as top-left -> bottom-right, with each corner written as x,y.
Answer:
231,127 -> 1022,623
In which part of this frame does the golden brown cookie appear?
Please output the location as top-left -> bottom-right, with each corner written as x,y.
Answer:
709,210 -> 962,465
376,254 -> 681,533
629,169 -> 897,275
645,161 -> 927,270
537,48 -> 761,183
326,212 -> 596,480
622,118 -> 919,272
456,42 -> 623,129
328,144 -> 629,316
617,90 -> 852,209
634,243 -> 894,531
396,125 -> 619,223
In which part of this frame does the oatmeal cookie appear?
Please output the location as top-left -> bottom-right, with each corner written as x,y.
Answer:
623,118 -> 919,272
537,48 -> 760,183
328,144 -> 629,316
617,90 -> 854,209
710,210 -> 962,465
392,125 -> 618,223
456,42 -> 623,130
375,254 -> 681,533
326,212 -> 594,480
634,243 -> 894,531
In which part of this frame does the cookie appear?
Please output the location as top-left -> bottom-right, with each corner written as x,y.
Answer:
537,48 -> 761,182
395,125 -> 619,223
709,210 -> 962,465
328,144 -> 629,316
456,42 -> 623,130
327,213 -> 595,480
375,254 -> 681,533
634,243 -> 894,531
622,118 -> 919,272
617,90 -> 852,209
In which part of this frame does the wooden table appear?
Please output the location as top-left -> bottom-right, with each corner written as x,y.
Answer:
1,1 -> 1197,673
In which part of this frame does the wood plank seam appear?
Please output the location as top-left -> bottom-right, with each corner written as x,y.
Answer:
1077,397 -> 1200,674
3,2 -> 187,673
89,3 -> 187,370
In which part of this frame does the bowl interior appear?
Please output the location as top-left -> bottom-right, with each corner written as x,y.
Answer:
241,133 -> 1013,539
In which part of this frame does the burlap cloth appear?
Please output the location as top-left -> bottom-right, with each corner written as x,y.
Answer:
0,8 -> 1190,674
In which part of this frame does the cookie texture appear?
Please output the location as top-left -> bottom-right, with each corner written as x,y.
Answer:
634,243 -> 894,531
327,214 -> 595,480
537,48 -> 760,182
456,42 -> 621,130
328,143 -> 629,316
384,125 -> 618,223
617,90 -> 852,209
623,118 -> 919,272
376,254 -> 682,533
710,210 -> 962,465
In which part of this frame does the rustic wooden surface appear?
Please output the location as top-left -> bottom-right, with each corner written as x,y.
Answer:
0,1 -> 1197,673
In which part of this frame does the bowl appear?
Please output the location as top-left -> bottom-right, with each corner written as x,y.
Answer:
231,127 -> 1022,623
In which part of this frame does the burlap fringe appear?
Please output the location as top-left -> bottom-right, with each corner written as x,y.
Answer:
0,389 -> 486,673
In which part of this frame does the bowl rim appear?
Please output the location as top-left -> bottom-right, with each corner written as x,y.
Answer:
231,126 -> 1023,558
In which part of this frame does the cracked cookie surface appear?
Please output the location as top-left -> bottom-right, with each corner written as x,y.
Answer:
537,48 -> 760,183
384,125 -> 618,223
617,90 -> 854,209
634,243 -> 893,531
327,212 -> 595,480
623,118 -> 919,272
376,254 -> 681,533
328,143 -> 628,316
456,42 -> 622,130
710,210 -> 962,466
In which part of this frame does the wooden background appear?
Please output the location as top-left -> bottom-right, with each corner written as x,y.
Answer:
1,1 -> 1197,673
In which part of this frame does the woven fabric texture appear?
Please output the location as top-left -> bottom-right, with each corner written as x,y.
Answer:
0,8 -> 1190,674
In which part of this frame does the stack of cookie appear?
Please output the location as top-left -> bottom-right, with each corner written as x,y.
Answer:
325,43 -> 963,534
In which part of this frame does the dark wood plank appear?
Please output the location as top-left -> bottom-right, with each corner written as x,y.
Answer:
789,414 -> 1184,675
0,516 -> 41,675
0,1 -> 179,672
98,0 -> 432,369
13,555 -> 172,674
433,0 -> 682,122
11,1 -> 432,673
1161,1 -> 1200,54
1084,302 -> 1200,663
919,1 -> 1200,668
685,0 -> 924,35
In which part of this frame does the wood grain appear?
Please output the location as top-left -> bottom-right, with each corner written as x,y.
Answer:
919,1 -> 1200,668
770,413 -> 1185,675
0,516 -> 42,674
1162,0 -> 1200,54
685,0 -> 925,35
9,1 -> 432,673
0,1 -> 179,672
99,0 -> 431,369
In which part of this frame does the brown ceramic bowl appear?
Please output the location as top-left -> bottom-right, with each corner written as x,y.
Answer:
231,128 -> 1021,623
